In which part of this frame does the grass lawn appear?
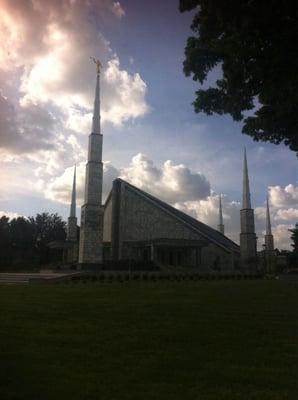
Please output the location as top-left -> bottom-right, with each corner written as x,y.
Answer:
0,280 -> 297,400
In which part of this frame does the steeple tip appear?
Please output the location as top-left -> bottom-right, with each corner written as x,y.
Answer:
91,58 -> 102,134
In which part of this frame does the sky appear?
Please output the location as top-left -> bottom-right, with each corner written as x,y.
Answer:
0,0 -> 297,250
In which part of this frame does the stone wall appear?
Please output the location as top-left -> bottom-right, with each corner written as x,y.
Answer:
121,186 -> 203,242
103,196 -> 112,242
201,243 -> 236,271
79,204 -> 103,265
103,180 -> 239,270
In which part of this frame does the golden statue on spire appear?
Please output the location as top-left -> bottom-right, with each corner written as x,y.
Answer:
90,57 -> 102,75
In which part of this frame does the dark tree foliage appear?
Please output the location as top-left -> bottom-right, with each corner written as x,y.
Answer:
180,0 -> 298,153
29,213 -> 66,265
289,223 -> 298,253
0,216 -> 12,266
29,213 -> 66,244
10,217 -> 36,263
0,213 -> 66,269
287,223 -> 298,268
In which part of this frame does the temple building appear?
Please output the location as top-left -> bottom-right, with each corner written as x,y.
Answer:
65,62 -> 274,272
102,178 -> 239,269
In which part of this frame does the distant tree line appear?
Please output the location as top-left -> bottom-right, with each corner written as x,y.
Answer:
0,213 -> 66,269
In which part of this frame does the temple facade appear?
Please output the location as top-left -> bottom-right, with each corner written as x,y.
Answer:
102,179 -> 239,270
64,63 -> 275,272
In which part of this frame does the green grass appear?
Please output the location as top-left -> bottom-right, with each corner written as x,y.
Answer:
0,280 -> 297,400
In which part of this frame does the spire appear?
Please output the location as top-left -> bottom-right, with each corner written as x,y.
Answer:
79,59 -> 104,266
70,165 -> 76,218
92,68 -> 101,134
266,195 -> 272,235
242,147 -> 251,209
218,194 -> 224,234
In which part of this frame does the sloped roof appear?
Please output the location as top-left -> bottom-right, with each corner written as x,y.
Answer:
111,179 -> 239,253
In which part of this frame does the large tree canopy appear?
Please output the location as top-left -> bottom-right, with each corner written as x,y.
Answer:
0,213 -> 66,268
180,0 -> 298,153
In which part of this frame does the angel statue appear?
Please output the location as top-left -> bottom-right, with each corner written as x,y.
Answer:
90,57 -> 102,75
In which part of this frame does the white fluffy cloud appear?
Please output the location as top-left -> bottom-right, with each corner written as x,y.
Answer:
43,152 -> 210,206
0,0 -> 149,224
275,208 -> 298,221
253,187 -> 298,249
120,153 -> 210,203
44,161 -> 120,206
269,184 -> 298,208
175,196 -> 241,244
0,0 -> 148,160
272,224 -> 294,250
0,210 -> 20,220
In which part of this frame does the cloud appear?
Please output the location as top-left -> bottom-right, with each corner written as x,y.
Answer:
0,93 -> 59,153
101,57 -> 149,126
120,153 -> 211,203
269,184 -> 298,208
175,196 -> 241,243
253,194 -> 298,249
112,2 -> 125,19
272,224 -> 294,250
0,0 -> 149,160
43,153 -> 210,206
0,210 -> 20,220
275,208 -> 298,221
44,161 -> 120,206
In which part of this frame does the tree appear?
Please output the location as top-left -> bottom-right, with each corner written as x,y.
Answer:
0,213 -> 67,268
287,223 -> 298,268
0,216 -> 11,267
180,0 -> 298,153
289,223 -> 298,253
10,217 -> 36,262
29,213 -> 66,264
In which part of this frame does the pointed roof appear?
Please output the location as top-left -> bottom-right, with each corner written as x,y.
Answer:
92,73 -> 101,134
106,179 -> 239,253
242,148 -> 252,209
70,166 -> 76,218
266,195 -> 272,235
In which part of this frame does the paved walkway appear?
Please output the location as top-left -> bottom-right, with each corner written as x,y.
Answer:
0,271 -> 83,284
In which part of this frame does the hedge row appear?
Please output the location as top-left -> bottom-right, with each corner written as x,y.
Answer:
68,272 -> 268,284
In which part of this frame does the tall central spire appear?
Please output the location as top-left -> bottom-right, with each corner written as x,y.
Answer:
242,148 -> 251,209
79,59 -> 104,267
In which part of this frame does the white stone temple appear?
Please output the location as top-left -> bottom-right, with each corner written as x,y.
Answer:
64,63 -> 274,272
